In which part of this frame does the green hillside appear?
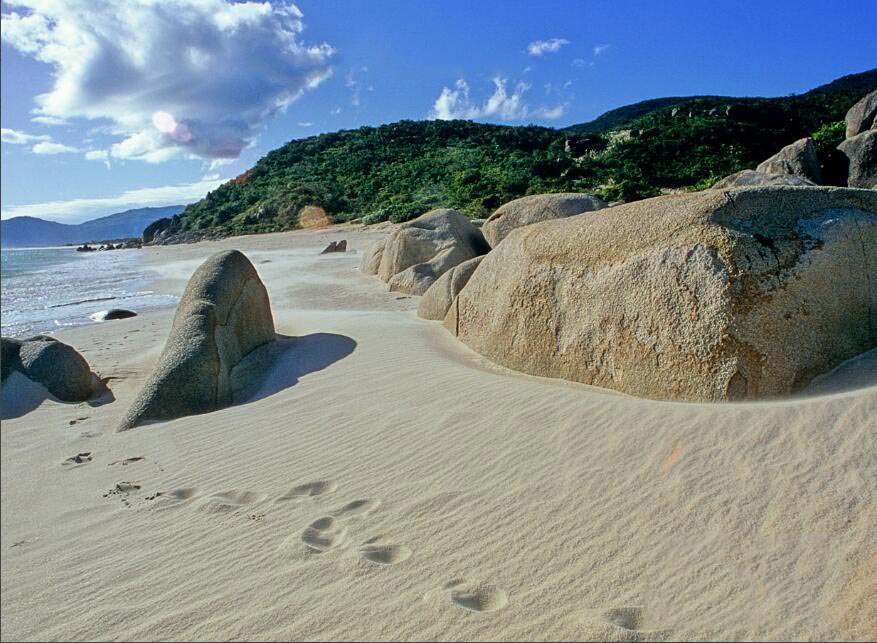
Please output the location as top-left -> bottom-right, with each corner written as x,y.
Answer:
165,68 -> 876,238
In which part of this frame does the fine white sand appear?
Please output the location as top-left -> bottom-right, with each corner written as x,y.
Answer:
2,225 -> 875,641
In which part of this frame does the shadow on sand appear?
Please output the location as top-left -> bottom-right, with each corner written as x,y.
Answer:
231,333 -> 357,406
0,373 -> 115,421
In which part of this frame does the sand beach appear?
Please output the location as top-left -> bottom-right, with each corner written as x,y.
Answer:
1,225 -> 875,641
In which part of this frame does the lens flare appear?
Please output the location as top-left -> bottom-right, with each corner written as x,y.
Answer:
299,205 -> 331,229
152,111 -> 193,142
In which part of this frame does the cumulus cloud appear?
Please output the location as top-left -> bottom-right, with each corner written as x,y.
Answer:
32,141 -> 81,154
527,38 -> 569,56
1,177 -> 226,223
593,44 -> 610,56
1,0 -> 334,163
1,128 -> 50,144
431,78 -> 566,122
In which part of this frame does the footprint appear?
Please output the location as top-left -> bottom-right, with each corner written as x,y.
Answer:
602,607 -> 645,630
109,457 -> 145,466
446,580 -> 508,612
278,479 -> 337,501
79,431 -> 101,438
586,606 -> 673,641
359,540 -> 412,565
68,416 -> 89,426
201,490 -> 267,513
149,487 -> 199,504
301,516 -> 348,552
62,452 -> 93,466
330,499 -> 380,518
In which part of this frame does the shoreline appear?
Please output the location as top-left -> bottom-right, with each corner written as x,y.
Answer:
2,225 -> 875,641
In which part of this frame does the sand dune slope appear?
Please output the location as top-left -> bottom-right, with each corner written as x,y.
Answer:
2,227 -> 875,641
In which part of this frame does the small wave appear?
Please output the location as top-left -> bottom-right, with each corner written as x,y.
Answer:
49,296 -> 118,308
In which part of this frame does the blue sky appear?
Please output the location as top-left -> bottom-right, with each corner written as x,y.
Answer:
2,0 -> 875,223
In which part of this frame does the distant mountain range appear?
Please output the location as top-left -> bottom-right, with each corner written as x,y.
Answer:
0,205 -> 186,248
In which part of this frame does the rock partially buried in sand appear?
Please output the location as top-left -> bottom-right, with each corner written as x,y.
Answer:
369,209 -> 489,296
481,193 -> 607,247
92,309 -> 138,321
417,255 -> 485,321
320,240 -> 347,254
1,335 -> 94,402
446,186 -> 877,401
118,250 -> 275,430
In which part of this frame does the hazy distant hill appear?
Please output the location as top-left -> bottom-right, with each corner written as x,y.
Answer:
0,205 -> 186,248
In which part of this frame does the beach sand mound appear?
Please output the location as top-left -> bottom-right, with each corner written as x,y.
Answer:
446,186 -> 877,401
118,249 -> 275,430
482,192 -> 608,247
367,209 -> 489,295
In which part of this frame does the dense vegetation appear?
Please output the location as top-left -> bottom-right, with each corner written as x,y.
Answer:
170,69 -> 876,237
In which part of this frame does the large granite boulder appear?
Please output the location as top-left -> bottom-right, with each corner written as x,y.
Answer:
756,137 -> 822,184
711,170 -> 816,190
417,255 -> 485,321
360,238 -> 387,275
118,250 -> 275,430
838,130 -> 876,189
445,186 -> 877,401
845,90 -> 877,138
482,193 -> 607,247
371,209 -> 489,295
2,335 -> 94,401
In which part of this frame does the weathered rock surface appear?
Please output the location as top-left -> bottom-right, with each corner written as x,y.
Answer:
445,186 -> 877,401
119,250 -> 275,430
482,193 -> 607,247
370,209 -> 489,295
417,255 -> 485,321
711,169 -> 816,189
360,238 -> 387,275
2,335 -> 95,401
838,130 -> 877,189
845,90 -> 877,138
756,137 -> 822,184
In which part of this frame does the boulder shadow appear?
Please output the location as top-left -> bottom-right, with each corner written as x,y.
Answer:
0,372 -> 114,420
231,333 -> 357,405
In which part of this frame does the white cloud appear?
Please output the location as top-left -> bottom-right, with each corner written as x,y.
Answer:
297,121 -> 313,127
430,78 -> 566,122
1,128 -> 50,144
84,149 -> 108,162
593,44 -> 610,56
1,177 -> 226,223
330,106 -> 342,115
31,115 -> 68,125
32,141 -> 81,154
527,38 -> 569,56
1,0 -> 333,163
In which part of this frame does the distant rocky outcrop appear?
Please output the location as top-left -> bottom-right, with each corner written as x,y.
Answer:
481,193 -> 608,247
1,335 -> 95,402
711,170 -> 816,189
844,90 -> 877,138
755,137 -> 823,184
417,255 -> 485,321
320,240 -> 347,254
365,209 -> 489,295
118,250 -> 275,430
445,186 -> 877,401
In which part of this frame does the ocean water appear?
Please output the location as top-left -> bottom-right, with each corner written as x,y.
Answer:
1,247 -> 178,338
